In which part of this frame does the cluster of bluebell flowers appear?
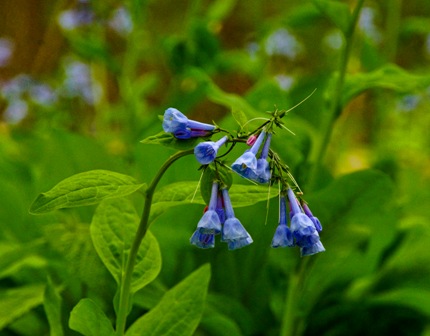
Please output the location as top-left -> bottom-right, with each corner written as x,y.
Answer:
190,182 -> 252,250
271,188 -> 324,256
161,107 -> 324,256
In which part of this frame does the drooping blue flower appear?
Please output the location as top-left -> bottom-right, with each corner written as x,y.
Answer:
271,195 -> 294,248
248,133 -> 272,183
163,107 -> 216,134
287,188 -> 320,248
194,182 -> 222,237
194,136 -> 228,165
300,241 -> 325,257
302,202 -> 322,232
190,231 -> 215,249
231,131 -> 266,179
220,188 -> 253,250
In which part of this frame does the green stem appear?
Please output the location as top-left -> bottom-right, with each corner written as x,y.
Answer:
281,2 -> 366,336
115,149 -> 194,335
307,0 -> 365,191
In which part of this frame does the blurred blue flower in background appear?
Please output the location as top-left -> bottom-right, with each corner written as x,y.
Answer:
0,37 -> 13,67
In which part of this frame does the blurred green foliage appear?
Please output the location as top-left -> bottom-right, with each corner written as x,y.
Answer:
1,0 -> 430,335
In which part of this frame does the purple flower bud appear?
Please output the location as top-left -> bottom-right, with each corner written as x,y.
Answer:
194,136 -> 228,165
246,135 -> 257,146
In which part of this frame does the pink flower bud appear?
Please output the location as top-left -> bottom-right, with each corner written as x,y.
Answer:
246,135 -> 257,146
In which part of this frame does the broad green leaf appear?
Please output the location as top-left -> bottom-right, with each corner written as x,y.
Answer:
43,278 -> 64,336
69,298 -> 115,336
30,170 -> 146,214
141,132 -> 201,150
342,64 -> 430,106
313,0 -> 352,35
0,284 -> 45,330
126,264 -> 211,336
91,198 -> 161,292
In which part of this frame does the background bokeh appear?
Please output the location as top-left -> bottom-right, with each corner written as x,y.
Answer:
1,0 -> 430,335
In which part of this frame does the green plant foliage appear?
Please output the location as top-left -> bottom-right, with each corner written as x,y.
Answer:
30,170 -> 146,214
43,278 -> 64,336
342,64 -> 430,106
125,264 -> 211,336
69,299 -> 115,336
0,285 -> 45,330
313,0 -> 352,35
91,198 -> 161,292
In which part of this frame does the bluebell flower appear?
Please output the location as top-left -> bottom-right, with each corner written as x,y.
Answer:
271,196 -> 294,248
300,241 -> 325,257
163,108 -> 216,135
287,188 -> 320,248
302,202 -> 322,232
196,182 -> 222,235
231,131 -> 266,179
220,188 -> 253,250
250,133 -> 272,183
194,136 -> 228,165
190,231 -> 215,249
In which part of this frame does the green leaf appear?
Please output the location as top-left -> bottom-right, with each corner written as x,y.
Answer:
69,298 -> 115,336
140,131 -> 201,150
342,64 -> 430,106
231,109 -> 248,129
370,288 -> 430,317
91,198 -> 161,292
313,0 -> 352,35
0,241 -> 46,280
43,278 -> 64,336
0,284 -> 45,330
126,264 -> 211,336
30,170 -> 146,214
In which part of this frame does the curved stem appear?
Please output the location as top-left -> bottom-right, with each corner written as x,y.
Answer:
115,149 -> 194,335
307,0 -> 365,191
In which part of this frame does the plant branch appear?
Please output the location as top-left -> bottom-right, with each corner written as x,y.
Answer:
115,149 -> 194,335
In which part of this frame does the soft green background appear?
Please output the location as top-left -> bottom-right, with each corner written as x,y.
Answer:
1,0 -> 430,335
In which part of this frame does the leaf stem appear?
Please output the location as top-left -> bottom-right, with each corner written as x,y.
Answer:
115,149 -> 194,335
307,0 -> 365,191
